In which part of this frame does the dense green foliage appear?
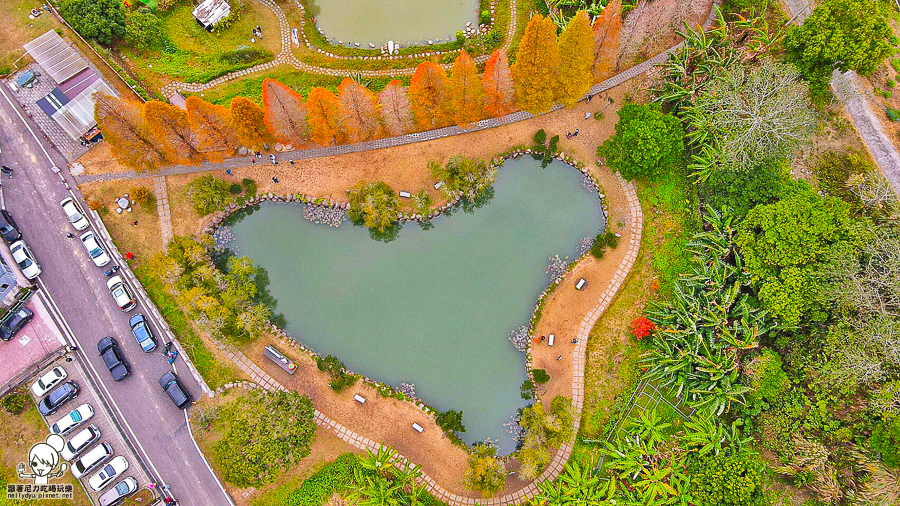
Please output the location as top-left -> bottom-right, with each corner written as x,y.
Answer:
736,187 -> 857,326
699,162 -> 797,220
463,444 -> 505,496
153,236 -> 271,343
435,410 -> 466,434
532,368 -> 550,384
518,396 -> 575,479
688,454 -> 765,506
1,390 -> 27,415
315,354 -> 358,392
870,416 -> 900,468
784,0 -> 892,88
186,175 -> 231,215
60,0 -> 126,45
597,103 -> 684,180
589,230 -> 619,258
347,181 -> 401,232
429,156 -> 498,200
125,8 -> 164,51
212,390 -> 316,487
284,454 -> 361,506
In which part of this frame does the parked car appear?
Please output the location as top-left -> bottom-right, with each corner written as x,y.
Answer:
97,337 -> 130,381
38,381 -> 79,416
80,232 -> 110,267
107,276 -> 135,312
31,366 -> 66,396
98,477 -> 137,506
128,314 -> 156,353
60,197 -> 89,231
10,240 -> 40,279
71,442 -> 113,479
88,456 -> 128,492
0,209 -> 22,242
159,371 -> 192,409
0,306 -> 33,341
60,424 -> 100,461
50,404 -> 94,436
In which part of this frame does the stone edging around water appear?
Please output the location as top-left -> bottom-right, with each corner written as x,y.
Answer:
208,169 -> 642,505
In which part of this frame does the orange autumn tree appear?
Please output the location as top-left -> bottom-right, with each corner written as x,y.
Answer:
511,14 -> 559,114
185,96 -> 239,158
262,78 -> 307,145
378,80 -> 414,136
408,61 -> 451,130
556,10 -> 595,107
143,100 -> 202,164
482,50 -> 516,117
230,96 -> 271,150
448,50 -> 485,127
306,87 -> 345,146
592,0 -> 623,79
94,93 -> 168,171
338,78 -> 381,143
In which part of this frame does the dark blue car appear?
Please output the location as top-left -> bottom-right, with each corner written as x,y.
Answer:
128,314 -> 157,353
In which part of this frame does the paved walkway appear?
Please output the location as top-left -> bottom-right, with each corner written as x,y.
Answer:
209,171 -> 642,506
153,176 -> 174,245
160,0 -> 519,98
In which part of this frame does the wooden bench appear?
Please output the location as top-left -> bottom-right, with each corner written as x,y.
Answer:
575,278 -> 586,290
548,334 -> 555,346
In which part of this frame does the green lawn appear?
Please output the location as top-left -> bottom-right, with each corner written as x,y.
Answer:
0,0 -> 56,75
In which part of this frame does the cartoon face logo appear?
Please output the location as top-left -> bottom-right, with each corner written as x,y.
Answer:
17,434 -> 68,485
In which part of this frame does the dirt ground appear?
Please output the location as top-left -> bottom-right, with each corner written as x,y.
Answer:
76,143 -> 135,177
79,178 -> 164,263
189,388 -> 361,506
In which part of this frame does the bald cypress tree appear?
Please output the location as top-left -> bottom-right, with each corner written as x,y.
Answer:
556,10 -> 595,107
511,14 -> 559,114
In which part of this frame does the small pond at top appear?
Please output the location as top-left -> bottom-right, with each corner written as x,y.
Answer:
226,158 -> 605,452
308,0 -> 479,47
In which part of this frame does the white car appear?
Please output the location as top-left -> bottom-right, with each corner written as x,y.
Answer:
50,403 -> 94,436
88,456 -> 128,492
10,240 -> 40,279
60,197 -> 89,231
80,232 -> 110,267
60,424 -> 100,461
106,276 -> 136,312
31,366 -> 67,397
71,442 -> 112,479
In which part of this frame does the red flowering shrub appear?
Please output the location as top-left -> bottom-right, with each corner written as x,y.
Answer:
630,316 -> 656,340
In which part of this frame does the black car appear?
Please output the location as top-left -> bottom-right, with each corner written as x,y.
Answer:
97,337 -> 130,381
0,210 -> 21,243
38,381 -> 79,416
0,306 -> 33,341
159,372 -> 191,409
128,314 -> 157,353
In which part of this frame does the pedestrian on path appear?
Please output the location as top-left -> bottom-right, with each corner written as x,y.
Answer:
272,176 -> 279,184
65,232 -> 74,238
250,158 -> 256,164
289,159 -> 294,165
270,154 -> 277,164
226,169 -> 233,175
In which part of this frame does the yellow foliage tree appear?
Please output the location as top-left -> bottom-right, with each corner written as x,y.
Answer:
408,61 -> 452,130
448,50 -> 486,127
185,96 -> 240,158
230,97 -> 271,150
556,10 -> 595,107
142,100 -> 202,164
306,87 -> 345,146
511,14 -> 559,114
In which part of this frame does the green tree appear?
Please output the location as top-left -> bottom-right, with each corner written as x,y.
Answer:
688,454 -> 765,506
699,160 -> 798,220
429,156 -> 497,200
871,416 -> 900,468
435,410 -> 466,434
60,0 -> 126,45
464,444 -> 505,497
212,390 -> 316,487
347,181 -> 400,232
185,175 -> 230,215
597,103 -> 684,180
784,0 -> 892,88
124,8 -> 163,51
736,187 -> 858,326
518,396 -> 575,480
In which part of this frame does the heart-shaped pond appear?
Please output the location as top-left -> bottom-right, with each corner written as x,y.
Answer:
226,157 -> 605,452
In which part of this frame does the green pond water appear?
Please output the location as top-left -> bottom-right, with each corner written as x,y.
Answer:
309,0 -> 479,47
227,158 -> 604,451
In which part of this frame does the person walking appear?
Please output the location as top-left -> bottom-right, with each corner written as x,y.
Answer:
65,232 -> 74,238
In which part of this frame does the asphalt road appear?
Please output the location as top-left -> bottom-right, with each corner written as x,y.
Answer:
0,85 -> 233,506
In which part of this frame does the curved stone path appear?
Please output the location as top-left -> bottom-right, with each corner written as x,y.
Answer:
160,0 -> 519,98
212,172 -> 641,506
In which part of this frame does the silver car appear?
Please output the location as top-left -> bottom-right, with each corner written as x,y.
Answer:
98,477 -> 137,506
80,231 -> 110,267
60,424 -> 100,461
71,442 -> 113,479
9,240 -> 40,279
60,197 -> 89,231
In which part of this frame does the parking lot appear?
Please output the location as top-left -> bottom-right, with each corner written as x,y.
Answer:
0,296 -> 66,392
27,355 -> 154,504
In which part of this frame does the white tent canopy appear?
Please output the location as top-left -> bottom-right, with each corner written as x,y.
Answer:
52,79 -> 117,140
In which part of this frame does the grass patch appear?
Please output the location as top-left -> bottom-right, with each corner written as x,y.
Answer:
133,263 -> 240,389
0,0 -> 55,75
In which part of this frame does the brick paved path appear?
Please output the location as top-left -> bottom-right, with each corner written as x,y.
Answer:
209,172 -> 642,506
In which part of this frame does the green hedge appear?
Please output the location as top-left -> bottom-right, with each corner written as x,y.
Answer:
284,454 -> 360,506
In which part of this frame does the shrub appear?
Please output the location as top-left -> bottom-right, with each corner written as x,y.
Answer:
212,390 -> 316,487
464,443 -> 505,496
870,416 -> 900,468
130,186 -> 153,205
590,230 -> 619,258
88,200 -> 103,211
630,316 -> 655,340
228,183 -> 243,195
186,175 -> 231,215
481,9 -> 491,24
520,379 -> 535,400
59,0 -> 126,45
744,349 -> 789,411
429,156 -> 498,200
688,454 -> 765,506
699,160 -> 797,220
533,129 -> 547,145
532,369 -> 550,384
436,409 -> 466,434
124,8 -> 163,51
2,390 -> 28,415
316,355 -> 357,392
285,454 -> 360,506
597,103 -> 684,180
219,47 -> 272,65
347,181 -> 400,232
241,178 -> 257,195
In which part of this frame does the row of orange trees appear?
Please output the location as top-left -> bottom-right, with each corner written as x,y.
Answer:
95,8 -> 622,171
